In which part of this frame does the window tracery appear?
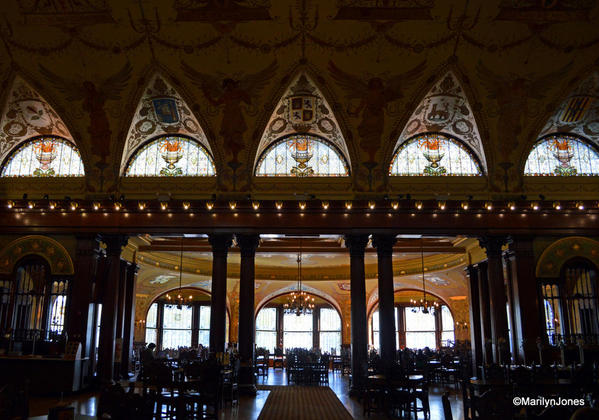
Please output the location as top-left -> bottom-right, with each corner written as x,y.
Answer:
524,134 -> 599,176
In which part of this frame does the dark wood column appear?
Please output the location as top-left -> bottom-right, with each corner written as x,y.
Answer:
114,260 -> 128,378
344,234 -> 369,395
236,233 -> 260,394
466,264 -> 483,371
66,235 -> 100,362
478,261 -> 493,366
372,234 -> 397,365
121,262 -> 138,378
479,236 -> 510,364
97,234 -> 128,384
507,236 -> 542,364
209,234 -> 233,353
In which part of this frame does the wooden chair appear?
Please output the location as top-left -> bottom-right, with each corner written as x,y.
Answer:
410,380 -> 430,420
473,388 -> 513,420
442,392 -> 453,420
223,359 -> 240,407
273,347 -> 285,370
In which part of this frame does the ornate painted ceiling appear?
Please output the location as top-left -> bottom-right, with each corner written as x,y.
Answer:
0,0 -> 597,197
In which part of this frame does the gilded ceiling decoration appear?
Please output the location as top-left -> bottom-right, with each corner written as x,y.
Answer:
0,235 -> 74,275
0,77 -> 74,164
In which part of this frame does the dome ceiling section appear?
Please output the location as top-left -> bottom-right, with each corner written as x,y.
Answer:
394,71 -> 487,171
0,76 -> 74,164
254,72 -> 351,169
119,74 -> 212,174
538,72 -> 599,148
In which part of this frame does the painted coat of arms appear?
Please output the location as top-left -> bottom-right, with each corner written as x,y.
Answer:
152,98 -> 179,124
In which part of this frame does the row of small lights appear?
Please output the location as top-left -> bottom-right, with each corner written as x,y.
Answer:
3,198 -> 596,212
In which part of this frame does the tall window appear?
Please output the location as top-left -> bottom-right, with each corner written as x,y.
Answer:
162,304 -> 193,349
1,136 -> 84,177
255,134 -> 349,177
198,305 -> 211,347
283,312 -> 313,350
48,280 -> 68,334
372,310 -> 380,351
389,133 -> 482,176
319,307 -> 341,354
145,303 -> 158,345
125,135 -> 216,177
542,284 -> 563,345
405,309 -> 437,349
441,305 -> 455,346
524,135 -> 599,176
256,307 -> 277,353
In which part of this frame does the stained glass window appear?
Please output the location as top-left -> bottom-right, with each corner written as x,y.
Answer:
389,133 -> 482,176
255,134 -> 349,177
125,135 -> 216,177
1,136 -> 84,177
524,134 -> 599,176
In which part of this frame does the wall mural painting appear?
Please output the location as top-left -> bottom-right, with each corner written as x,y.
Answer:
174,0 -> 272,23
496,0 -> 595,26
334,0 -> 434,21
19,0 -> 114,25
0,77 -> 74,165
524,134 -> 599,176
120,75 -> 213,174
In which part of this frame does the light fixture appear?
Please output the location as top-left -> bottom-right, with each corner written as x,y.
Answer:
298,201 -> 306,210
391,201 -> 399,210
321,200 -> 329,210
437,200 -> 446,210
368,201 -> 376,210
182,201 -> 191,210
275,201 -> 283,210
70,201 -> 78,211
345,201 -> 353,210
48,201 -> 57,210
93,201 -> 101,211
461,201 -> 469,210
575,201 -> 585,210
27,201 -> 35,209
229,201 -> 237,210
409,238 -> 440,315
6,200 -> 14,209
206,201 -> 214,210
484,201 -> 493,211
553,201 -> 561,210
283,239 -> 315,316
252,201 -> 260,210
160,201 -> 168,211
508,201 -> 516,211
138,201 -> 146,210
530,201 -> 539,211
170,237 -> 192,309
114,201 -> 122,211
415,201 -> 423,210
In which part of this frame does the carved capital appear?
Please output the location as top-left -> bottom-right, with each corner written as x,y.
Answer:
344,234 -> 369,258
477,235 -> 509,257
209,233 -> 233,257
372,234 -> 397,258
236,234 -> 260,258
100,234 -> 129,258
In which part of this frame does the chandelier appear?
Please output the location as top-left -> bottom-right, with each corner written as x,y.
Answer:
410,237 -> 439,315
283,239 -> 315,316
166,237 -> 193,309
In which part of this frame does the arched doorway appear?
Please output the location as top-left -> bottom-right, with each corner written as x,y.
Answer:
144,288 -> 230,351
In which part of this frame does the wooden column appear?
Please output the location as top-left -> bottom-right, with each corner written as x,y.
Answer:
97,234 -> 128,384
479,236 -> 510,364
121,263 -> 138,378
114,260 -> 128,379
209,234 -> 233,353
236,233 -> 260,394
372,234 -> 397,365
466,264 -> 483,371
478,261 -> 493,366
508,236 -> 542,364
344,234 -> 369,395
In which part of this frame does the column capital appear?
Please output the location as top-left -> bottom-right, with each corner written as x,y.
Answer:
100,234 -> 129,257
344,234 -> 369,257
508,235 -> 535,258
478,235 -> 509,256
126,262 -> 139,276
372,234 -> 397,257
75,234 -> 101,257
209,233 -> 233,257
236,234 -> 260,257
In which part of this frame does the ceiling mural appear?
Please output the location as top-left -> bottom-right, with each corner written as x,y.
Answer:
119,74 -> 213,173
0,77 -> 74,164
393,71 -> 487,170
537,72 -> 599,149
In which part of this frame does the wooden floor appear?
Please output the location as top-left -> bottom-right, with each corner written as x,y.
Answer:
28,369 -> 464,419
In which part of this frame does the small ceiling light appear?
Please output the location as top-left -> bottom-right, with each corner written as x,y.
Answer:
415,201 -> 423,210
93,201 -> 101,211
7,200 -> 14,209
576,201 -> 585,210
368,201 -> 376,210
114,201 -> 122,211
182,201 -> 191,210
275,201 -> 283,210
298,201 -> 306,210
321,200 -> 329,210
508,201 -> 516,211
138,201 -> 146,210
48,201 -> 57,210
160,201 -> 168,211
461,201 -> 469,210
391,201 -> 399,210
70,201 -> 78,211
553,201 -> 561,210
249,201 -> 259,210
437,200 -> 446,210
530,202 -> 539,211
345,201 -> 352,210
206,201 -> 214,210
27,201 -> 35,209
485,201 -> 493,211
229,201 -> 237,210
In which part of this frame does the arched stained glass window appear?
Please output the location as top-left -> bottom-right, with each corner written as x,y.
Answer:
255,134 -> 349,177
125,135 -> 215,177
524,134 -> 599,176
389,133 -> 482,176
1,136 -> 84,177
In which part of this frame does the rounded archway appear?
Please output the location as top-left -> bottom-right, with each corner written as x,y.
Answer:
255,292 -> 343,354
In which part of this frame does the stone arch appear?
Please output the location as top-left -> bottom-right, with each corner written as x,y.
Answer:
0,235 -> 74,275
536,236 -> 599,278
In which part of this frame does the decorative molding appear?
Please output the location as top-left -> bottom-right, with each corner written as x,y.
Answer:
536,236 -> 599,278
0,235 -> 74,275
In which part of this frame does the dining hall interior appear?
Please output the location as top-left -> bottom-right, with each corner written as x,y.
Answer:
1,0 -> 599,419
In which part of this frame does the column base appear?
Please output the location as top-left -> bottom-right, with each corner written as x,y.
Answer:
239,365 -> 256,396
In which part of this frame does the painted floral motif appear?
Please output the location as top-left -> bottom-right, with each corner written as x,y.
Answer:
524,134 -> 599,176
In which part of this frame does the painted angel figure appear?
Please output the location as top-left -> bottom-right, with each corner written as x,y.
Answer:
38,62 -> 133,165
182,60 -> 277,163
328,60 -> 426,163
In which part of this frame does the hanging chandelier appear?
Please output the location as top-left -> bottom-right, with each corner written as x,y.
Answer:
166,237 -> 193,309
283,239 -> 315,316
410,237 -> 439,315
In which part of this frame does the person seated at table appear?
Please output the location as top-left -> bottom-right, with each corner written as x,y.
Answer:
141,343 -> 156,364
